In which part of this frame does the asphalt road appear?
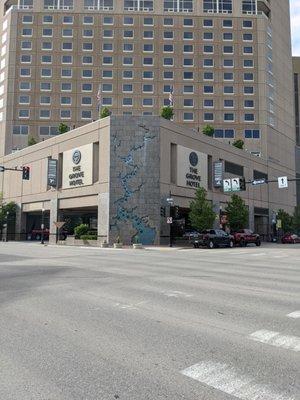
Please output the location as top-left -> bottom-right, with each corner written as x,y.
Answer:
0,242 -> 299,400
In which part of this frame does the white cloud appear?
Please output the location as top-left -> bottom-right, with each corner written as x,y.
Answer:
290,0 -> 300,56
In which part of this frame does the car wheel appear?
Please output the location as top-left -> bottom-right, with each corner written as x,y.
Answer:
208,240 -> 214,249
240,239 -> 245,247
193,243 -> 199,248
255,240 -> 261,247
229,240 -> 234,248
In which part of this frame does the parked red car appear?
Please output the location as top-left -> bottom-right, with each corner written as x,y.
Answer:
233,229 -> 261,247
281,233 -> 300,244
29,229 -> 67,241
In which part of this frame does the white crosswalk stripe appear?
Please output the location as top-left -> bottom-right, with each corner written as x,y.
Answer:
181,361 -> 295,400
287,311 -> 300,319
249,330 -> 300,352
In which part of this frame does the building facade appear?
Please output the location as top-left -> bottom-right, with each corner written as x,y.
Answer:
0,0 -> 296,180
293,57 -> 300,205
0,116 -> 296,245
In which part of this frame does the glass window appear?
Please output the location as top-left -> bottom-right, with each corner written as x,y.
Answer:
223,19 -> 233,28
184,112 -> 194,121
83,16 -> 94,24
204,99 -> 213,107
204,112 -> 214,121
223,59 -> 234,67
123,70 -> 133,79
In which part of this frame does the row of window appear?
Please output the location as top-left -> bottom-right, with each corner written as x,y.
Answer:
17,95 -> 255,109
16,107 -> 256,122
19,67 -> 255,82
20,54 -> 255,68
21,41 -> 254,55
21,28 -> 254,42
17,81 -> 256,95
17,0 -> 257,15
17,109 -> 93,119
12,125 -> 260,140
21,14 -> 254,28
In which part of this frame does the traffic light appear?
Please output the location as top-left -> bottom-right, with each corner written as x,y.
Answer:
174,206 -> 180,219
22,166 -> 30,180
160,206 -> 166,217
239,177 -> 246,191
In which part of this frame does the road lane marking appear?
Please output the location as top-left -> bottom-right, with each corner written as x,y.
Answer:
287,311 -> 300,319
161,290 -> 192,298
249,330 -> 300,352
181,361 -> 294,400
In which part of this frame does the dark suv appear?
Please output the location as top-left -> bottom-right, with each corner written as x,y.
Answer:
193,229 -> 234,249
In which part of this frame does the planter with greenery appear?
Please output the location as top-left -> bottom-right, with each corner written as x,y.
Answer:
58,123 -> 69,135
74,224 -> 89,239
225,194 -> 249,232
100,107 -> 111,119
202,125 -> 214,137
160,106 -> 174,120
232,139 -> 245,150
189,187 -> 216,232
80,234 -> 97,241
28,136 -> 37,146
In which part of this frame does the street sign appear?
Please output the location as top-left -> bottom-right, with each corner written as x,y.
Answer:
278,176 -> 288,189
252,179 -> 266,186
166,197 -> 174,204
231,178 -> 240,192
167,217 -> 173,224
223,179 -> 232,193
213,161 -> 223,187
53,221 -> 66,229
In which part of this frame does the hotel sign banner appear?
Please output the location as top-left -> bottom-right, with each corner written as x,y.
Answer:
62,144 -> 93,189
177,146 -> 208,190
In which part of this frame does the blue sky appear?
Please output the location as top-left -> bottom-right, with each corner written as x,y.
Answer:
291,0 -> 300,55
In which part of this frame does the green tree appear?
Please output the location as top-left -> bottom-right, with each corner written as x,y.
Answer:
225,194 -> 249,232
202,124 -> 214,137
277,209 -> 294,233
293,205 -> 300,234
0,198 -> 16,233
28,136 -> 37,146
189,187 -> 216,232
58,123 -> 69,135
100,107 -> 111,119
233,139 -> 245,150
160,106 -> 174,120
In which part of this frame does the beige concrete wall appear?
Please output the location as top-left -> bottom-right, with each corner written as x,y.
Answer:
0,117 -> 111,209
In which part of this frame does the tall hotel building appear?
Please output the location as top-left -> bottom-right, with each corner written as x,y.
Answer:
0,0 -> 295,174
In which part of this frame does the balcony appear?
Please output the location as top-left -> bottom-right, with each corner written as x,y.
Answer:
257,0 -> 271,18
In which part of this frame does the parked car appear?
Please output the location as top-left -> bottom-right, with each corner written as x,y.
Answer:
193,229 -> 234,249
281,233 -> 300,244
233,229 -> 261,247
182,229 -> 200,240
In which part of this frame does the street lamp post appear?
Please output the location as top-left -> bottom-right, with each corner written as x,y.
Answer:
166,194 -> 174,248
41,208 -> 45,245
